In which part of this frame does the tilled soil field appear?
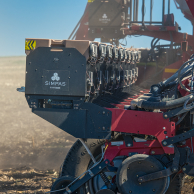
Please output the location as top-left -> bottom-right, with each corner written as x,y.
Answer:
0,167 -> 58,194
0,167 -> 193,194
0,56 -> 193,193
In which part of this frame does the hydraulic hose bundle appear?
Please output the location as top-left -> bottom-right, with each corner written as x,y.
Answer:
131,55 -> 194,110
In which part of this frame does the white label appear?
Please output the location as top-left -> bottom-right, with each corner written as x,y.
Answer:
99,13 -> 111,24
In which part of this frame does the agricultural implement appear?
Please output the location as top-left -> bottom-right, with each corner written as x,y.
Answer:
18,0 -> 194,193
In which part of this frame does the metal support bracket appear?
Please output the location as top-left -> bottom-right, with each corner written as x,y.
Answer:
163,105 -> 192,119
138,147 -> 180,183
123,134 -> 133,147
65,160 -> 110,194
138,168 -> 172,183
162,129 -> 194,146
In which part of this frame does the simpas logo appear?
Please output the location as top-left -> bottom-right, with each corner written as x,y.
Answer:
99,13 -> 110,24
102,14 -> 107,19
45,72 -> 66,89
51,73 -> 60,81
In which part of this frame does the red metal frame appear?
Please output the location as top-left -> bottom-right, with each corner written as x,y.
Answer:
75,3 -> 90,40
75,0 -> 194,162
75,1 -> 194,80
106,108 -> 175,154
124,25 -> 194,79
124,27 -> 194,49
114,1 -> 194,160
186,0 -> 194,19
104,140 -> 166,163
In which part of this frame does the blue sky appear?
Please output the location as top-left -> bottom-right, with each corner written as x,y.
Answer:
0,0 -> 193,57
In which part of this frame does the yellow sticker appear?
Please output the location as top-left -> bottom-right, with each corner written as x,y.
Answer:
88,0 -> 95,2
25,40 -> 36,50
164,68 -> 179,73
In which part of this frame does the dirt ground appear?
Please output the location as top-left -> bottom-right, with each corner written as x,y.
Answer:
0,168 -> 193,194
0,56 -> 193,193
0,167 -> 58,194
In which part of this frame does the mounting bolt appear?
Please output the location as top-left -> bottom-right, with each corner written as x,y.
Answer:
127,143 -> 132,147
163,127 -> 166,130
102,127 -> 105,130
139,178 -> 143,182
123,179 -> 126,182
183,167 -> 186,171
151,151 -> 155,155
99,166 -> 101,169
164,114 -> 168,118
103,111 -> 105,114
163,141 -> 167,146
172,167 -> 178,172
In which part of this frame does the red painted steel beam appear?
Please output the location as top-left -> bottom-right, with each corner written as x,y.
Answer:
107,108 -> 175,154
186,0 -> 194,18
124,27 -> 194,48
124,28 -> 190,43
104,140 -> 165,162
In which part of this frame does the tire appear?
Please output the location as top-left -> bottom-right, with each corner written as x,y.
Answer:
61,139 -> 105,178
116,154 -> 169,194
165,173 -> 185,194
51,175 -> 84,194
60,139 -> 184,194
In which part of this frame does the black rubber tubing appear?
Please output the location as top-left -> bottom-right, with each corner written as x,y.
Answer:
141,94 -> 194,110
163,58 -> 194,86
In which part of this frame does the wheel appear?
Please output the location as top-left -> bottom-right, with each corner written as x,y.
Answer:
51,175 -> 84,194
116,154 -> 170,194
61,139 -> 121,194
165,173 -> 185,194
60,139 -> 184,194
61,139 -> 105,178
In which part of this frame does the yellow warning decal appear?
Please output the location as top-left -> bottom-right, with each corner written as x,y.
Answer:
25,40 -> 36,50
165,68 -> 179,73
88,0 -> 95,2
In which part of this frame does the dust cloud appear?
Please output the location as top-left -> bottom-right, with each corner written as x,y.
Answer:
0,56 -> 76,170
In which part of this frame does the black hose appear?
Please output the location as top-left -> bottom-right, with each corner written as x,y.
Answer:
141,94 -> 194,110
163,81 -> 177,91
163,58 -> 194,86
